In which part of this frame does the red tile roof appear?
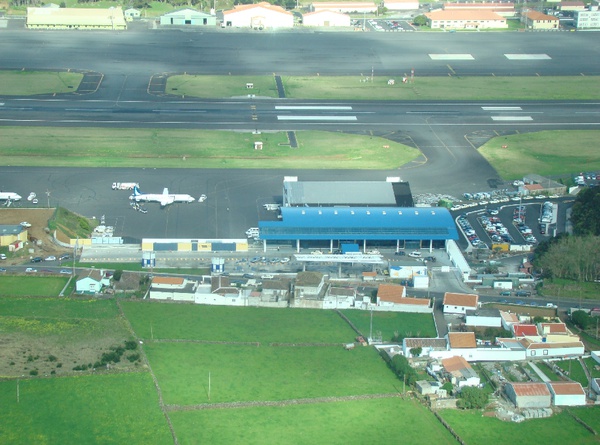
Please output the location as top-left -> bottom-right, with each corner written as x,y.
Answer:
523,10 -> 558,21
377,284 -> 406,303
510,382 -> 551,397
514,324 -> 539,337
442,355 -> 472,372
226,2 -> 292,15
426,9 -> 506,21
548,381 -> 585,396
528,341 -> 584,350
153,276 -> 185,285
448,332 -> 477,348
540,322 -> 568,334
443,292 -> 479,308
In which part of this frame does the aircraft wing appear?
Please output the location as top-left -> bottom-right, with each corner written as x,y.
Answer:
160,196 -> 175,207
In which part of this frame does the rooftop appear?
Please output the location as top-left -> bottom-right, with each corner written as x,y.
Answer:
443,292 -> 479,308
514,324 -> 539,337
152,276 -> 185,286
404,338 -> 447,349
509,382 -> 551,397
377,283 -> 406,303
448,332 -> 477,349
426,9 -> 506,20
548,381 -> 585,396
442,355 -> 472,372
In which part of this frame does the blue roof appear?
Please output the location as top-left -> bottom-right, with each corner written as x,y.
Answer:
259,207 -> 458,241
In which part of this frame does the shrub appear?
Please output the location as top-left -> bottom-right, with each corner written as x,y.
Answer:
124,340 -> 138,350
127,353 -> 140,363
29,370 -> 38,376
48,355 -> 58,362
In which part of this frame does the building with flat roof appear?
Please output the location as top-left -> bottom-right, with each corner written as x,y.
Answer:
425,9 -> 508,28
27,7 -> 127,30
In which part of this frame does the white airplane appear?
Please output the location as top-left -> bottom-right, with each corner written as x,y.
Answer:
0,191 -> 22,201
129,186 -> 195,207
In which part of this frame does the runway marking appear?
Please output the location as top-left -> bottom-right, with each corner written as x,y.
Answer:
277,116 -> 357,121
491,116 -> 533,121
275,106 -> 353,110
429,54 -> 474,60
481,106 -> 522,111
504,54 -> 551,60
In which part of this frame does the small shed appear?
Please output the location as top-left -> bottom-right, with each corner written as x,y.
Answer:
124,8 -> 141,19
547,381 -> 586,406
160,8 -> 216,26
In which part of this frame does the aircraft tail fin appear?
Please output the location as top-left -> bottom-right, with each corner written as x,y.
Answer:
132,185 -> 142,196
163,188 -> 169,195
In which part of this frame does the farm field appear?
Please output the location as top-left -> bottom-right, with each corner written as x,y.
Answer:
568,406 -> 600,433
122,302 -> 356,343
0,373 -> 172,445
340,310 -> 436,342
0,277 -> 69,297
439,409 -> 599,445
145,342 -> 399,405
169,397 -> 457,445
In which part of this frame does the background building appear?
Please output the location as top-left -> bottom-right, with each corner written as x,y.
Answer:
27,7 -> 127,30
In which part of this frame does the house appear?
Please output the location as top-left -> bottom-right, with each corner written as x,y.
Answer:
311,2 -> 377,13
465,308 -> 502,328
0,225 -> 28,247
124,8 -> 141,19
559,1 -> 586,11
294,271 -> 326,299
160,8 -> 216,26
521,10 -> 559,29
150,276 -> 197,301
513,323 -> 541,340
447,332 -> 477,359
442,356 -> 480,388
362,271 -> 377,282
221,2 -> 294,29
26,7 -> 128,30
302,10 -> 351,27
76,269 -> 110,294
194,275 -> 247,306
425,10 -> 508,29
523,339 -> 585,358
403,338 -> 448,358
443,2 -> 515,16
416,380 -> 446,397
505,382 -> 552,408
520,183 -> 544,196
538,322 -> 580,343
376,283 -> 431,312
547,381 -> 586,406
383,0 -> 420,11
500,310 -> 520,331
323,286 -> 356,309
443,292 -> 478,315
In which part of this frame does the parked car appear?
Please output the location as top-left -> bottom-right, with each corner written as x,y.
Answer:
59,269 -> 72,275
0,267 -> 6,272
515,290 -> 532,297
25,267 -> 37,273
20,221 -> 32,228
408,251 -> 422,258
395,251 -> 406,256
59,254 -> 70,261
499,291 -> 512,296
45,256 -> 56,261
30,257 -> 42,263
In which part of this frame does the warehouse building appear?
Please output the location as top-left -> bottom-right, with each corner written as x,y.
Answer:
26,7 -> 127,30
159,9 -> 216,26
220,2 -> 294,29
505,382 -> 552,408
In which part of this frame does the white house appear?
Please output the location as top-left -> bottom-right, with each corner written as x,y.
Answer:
160,8 -> 216,26
124,8 -> 141,19
150,276 -> 197,301
592,378 -> 600,396
221,2 -> 294,29
443,292 -> 479,315
194,276 -> 247,306
76,269 -> 110,294
524,340 -> 585,359
376,283 -> 432,313
465,308 -> 502,328
547,381 -> 586,406
442,355 -> 480,388
302,10 -> 351,27
403,338 -> 448,358
426,10 -> 508,29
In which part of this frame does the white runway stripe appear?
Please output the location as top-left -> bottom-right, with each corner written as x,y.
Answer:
275,106 -> 353,110
482,106 -> 522,111
491,116 -> 533,121
504,54 -> 551,60
429,54 -> 474,60
277,116 -> 357,121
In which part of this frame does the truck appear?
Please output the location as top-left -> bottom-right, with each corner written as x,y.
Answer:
112,182 -> 139,190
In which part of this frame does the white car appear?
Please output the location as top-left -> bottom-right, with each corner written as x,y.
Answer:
198,194 -> 207,203
25,267 -> 37,273
45,256 -> 56,261
20,221 -> 32,228
408,251 -> 422,258
280,257 -> 290,263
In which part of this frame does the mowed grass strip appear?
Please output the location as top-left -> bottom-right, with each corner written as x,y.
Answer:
0,277 -> 69,297
169,397 -> 457,445
0,297 -> 119,319
145,343 -> 400,405
340,310 -> 436,342
439,409 -> 599,445
478,130 -> 600,179
0,71 -> 82,95
0,373 -> 172,445
122,302 -> 356,343
0,127 -> 419,169
167,74 -> 600,101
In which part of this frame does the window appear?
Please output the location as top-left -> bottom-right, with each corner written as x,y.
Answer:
543,350 -> 548,356
531,350 -> 536,356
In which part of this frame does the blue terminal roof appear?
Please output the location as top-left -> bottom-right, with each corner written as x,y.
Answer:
259,207 -> 458,241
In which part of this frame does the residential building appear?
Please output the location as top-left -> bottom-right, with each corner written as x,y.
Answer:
465,308 -> 502,328
425,10 -> 508,29
416,380 -> 447,397
521,10 -> 559,29
513,323 -> 542,341
443,292 -> 479,314
220,2 -> 294,29
505,382 -> 552,408
559,1 -> 586,11
523,339 -> 585,358
76,270 -> 111,294
547,381 -> 586,406
442,355 -> 480,388
150,276 -> 197,301
0,225 -> 27,247
160,9 -> 216,26
376,283 -> 431,313
443,2 -> 516,16
592,378 -> 600,396
500,310 -> 520,331
403,338 -> 448,358
302,10 -> 351,27
124,8 -> 141,19
447,332 -> 477,360
537,322 -> 580,343
194,276 -> 247,306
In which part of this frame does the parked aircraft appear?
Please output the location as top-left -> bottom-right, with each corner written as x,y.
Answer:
129,186 -> 195,207
0,191 -> 22,201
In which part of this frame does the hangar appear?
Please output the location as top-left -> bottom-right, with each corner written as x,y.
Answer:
159,9 -> 217,27
26,7 -> 127,30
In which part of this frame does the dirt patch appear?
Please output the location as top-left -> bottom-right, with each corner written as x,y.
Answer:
0,208 -> 70,263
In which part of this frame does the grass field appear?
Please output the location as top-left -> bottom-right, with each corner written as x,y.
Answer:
122,302 -> 356,343
0,373 -> 172,445
0,71 -> 82,95
478,130 -> 600,180
534,361 -> 563,382
538,278 -> 600,302
0,297 -> 119,319
0,127 -> 419,170
340,310 -> 436,342
169,397 -> 457,445
439,409 -> 599,445
568,406 -> 600,433
554,359 -> 588,387
146,343 -> 400,405
166,74 -> 600,101
0,277 -> 70,297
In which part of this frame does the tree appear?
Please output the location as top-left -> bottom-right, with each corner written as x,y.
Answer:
413,15 -> 427,26
457,386 -> 488,409
571,187 -> 600,236
113,269 -> 123,281
571,310 -> 591,330
391,354 -> 417,386
410,347 -> 423,358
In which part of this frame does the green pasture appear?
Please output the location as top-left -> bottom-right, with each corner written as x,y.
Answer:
439,409 -> 599,445
554,359 -> 588,387
340,310 -> 436,342
0,277 -> 69,297
538,278 -> 600,301
0,71 -> 82,95
122,302 -> 356,343
145,343 -> 400,405
0,127 -> 419,170
583,357 -> 600,379
478,130 -> 600,180
0,297 -> 119,319
170,397 -> 456,445
568,406 -> 600,433
0,373 -> 172,445
533,361 -> 562,382
167,74 -> 600,101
